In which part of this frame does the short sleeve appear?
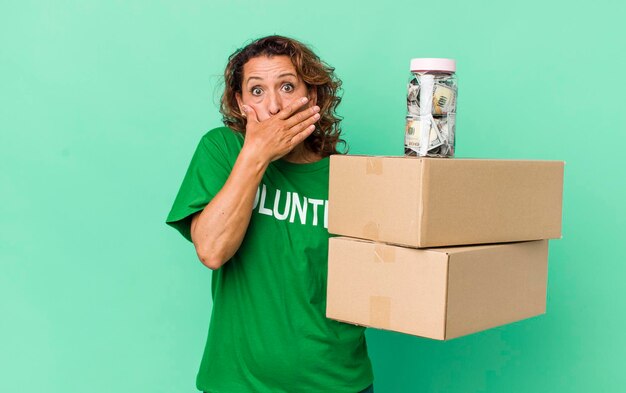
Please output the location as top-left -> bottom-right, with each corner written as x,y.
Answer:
165,127 -> 240,242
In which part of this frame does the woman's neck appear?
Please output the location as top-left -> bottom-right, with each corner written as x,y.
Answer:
282,144 -> 322,164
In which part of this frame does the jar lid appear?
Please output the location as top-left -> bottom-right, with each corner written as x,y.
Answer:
410,58 -> 456,72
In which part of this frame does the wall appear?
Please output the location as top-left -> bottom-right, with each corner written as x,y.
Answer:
2,0 -> 624,392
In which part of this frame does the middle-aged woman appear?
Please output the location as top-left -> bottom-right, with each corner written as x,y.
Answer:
166,35 -> 374,393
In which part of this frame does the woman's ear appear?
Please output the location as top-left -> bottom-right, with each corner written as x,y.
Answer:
235,92 -> 245,116
307,87 -> 318,107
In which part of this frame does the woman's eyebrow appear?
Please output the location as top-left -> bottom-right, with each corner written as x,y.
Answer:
245,73 -> 297,86
245,76 -> 263,84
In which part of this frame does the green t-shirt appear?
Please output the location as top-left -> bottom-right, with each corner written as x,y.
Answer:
165,127 -> 373,393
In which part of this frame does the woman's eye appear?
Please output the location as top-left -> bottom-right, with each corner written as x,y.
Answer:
251,87 -> 263,96
282,83 -> 294,92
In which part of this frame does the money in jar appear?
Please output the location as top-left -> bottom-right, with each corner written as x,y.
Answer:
405,58 -> 457,157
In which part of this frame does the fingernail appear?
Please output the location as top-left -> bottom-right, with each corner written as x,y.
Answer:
313,106 -> 320,112
241,106 -> 248,113
301,97 -> 308,103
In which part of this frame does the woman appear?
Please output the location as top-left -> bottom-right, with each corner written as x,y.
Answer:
166,35 -> 374,393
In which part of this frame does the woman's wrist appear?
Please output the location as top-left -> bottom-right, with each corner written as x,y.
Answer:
238,144 -> 271,176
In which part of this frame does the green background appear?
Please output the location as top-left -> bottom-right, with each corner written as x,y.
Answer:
2,0 -> 624,392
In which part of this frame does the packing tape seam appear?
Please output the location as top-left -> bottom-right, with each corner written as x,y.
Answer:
363,221 -> 380,240
365,157 -> 383,175
374,244 -> 396,263
369,296 -> 391,328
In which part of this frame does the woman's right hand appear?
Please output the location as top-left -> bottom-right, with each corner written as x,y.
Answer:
240,96 -> 321,163
191,97 -> 319,270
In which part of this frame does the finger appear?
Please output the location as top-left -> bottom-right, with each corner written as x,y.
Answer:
289,124 -> 317,147
288,111 -> 320,136
277,96 -> 310,120
284,105 -> 320,129
242,105 -> 259,124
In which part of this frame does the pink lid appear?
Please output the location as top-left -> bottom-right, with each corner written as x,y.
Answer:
410,58 -> 456,72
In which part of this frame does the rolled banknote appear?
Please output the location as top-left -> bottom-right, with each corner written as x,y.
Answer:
436,114 -> 455,141
408,78 -> 456,117
405,115 -> 445,155
407,81 -> 420,116
432,83 -> 456,116
433,114 -> 455,156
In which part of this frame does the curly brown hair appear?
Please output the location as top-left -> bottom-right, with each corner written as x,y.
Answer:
220,35 -> 346,156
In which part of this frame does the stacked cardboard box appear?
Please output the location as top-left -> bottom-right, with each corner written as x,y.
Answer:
326,156 -> 564,340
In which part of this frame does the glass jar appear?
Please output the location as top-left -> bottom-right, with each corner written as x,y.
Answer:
405,58 -> 457,157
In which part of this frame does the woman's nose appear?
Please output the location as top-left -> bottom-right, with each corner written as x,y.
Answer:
267,92 -> 282,116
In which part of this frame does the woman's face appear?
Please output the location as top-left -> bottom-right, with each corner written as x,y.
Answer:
236,55 -> 316,122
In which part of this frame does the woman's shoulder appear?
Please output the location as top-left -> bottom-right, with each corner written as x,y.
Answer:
199,126 -> 244,156
201,126 -> 244,145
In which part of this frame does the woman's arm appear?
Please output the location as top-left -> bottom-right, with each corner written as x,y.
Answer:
190,97 -> 320,270
190,149 -> 267,270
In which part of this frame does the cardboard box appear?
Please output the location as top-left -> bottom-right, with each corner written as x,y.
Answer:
326,237 -> 549,340
328,155 -> 564,248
